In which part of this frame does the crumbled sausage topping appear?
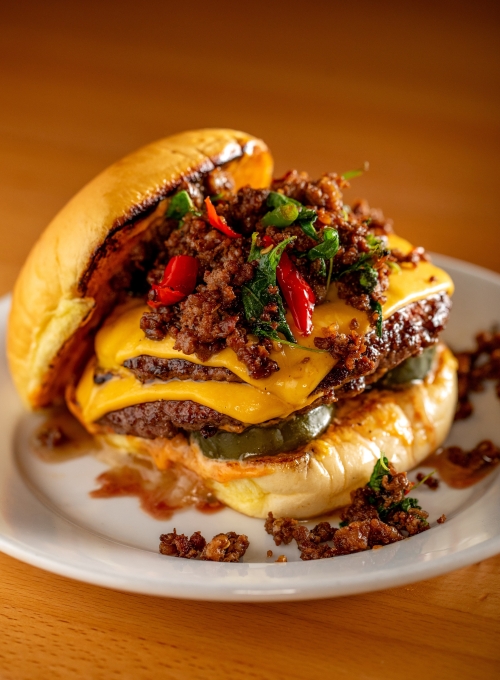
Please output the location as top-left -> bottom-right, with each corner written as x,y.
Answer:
159,529 -> 206,559
264,457 -> 435,560
201,532 -> 249,562
454,329 -> 500,420
159,529 -> 248,562
141,170 -> 411,380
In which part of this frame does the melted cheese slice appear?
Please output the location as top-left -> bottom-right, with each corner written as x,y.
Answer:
76,235 -> 454,425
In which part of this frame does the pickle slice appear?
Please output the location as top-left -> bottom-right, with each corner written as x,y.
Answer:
382,346 -> 437,386
192,405 -> 334,460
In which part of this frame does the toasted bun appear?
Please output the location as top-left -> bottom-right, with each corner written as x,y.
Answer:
8,129 -> 273,409
95,344 -> 457,519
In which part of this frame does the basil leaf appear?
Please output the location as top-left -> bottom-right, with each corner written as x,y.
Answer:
261,203 -> 299,227
359,265 -> 378,292
298,207 -> 317,222
247,232 -> 262,263
400,497 -> 422,512
266,192 -> 320,239
370,299 -> 383,338
297,207 -> 319,240
166,190 -> 195,220
307,228 -> 339,261
266,191 -> 302,209
378,495 -> 423,521
298,220 -> 318,240
366,232 -> 387,257
387,261 -> 401,274
368,455 -> 390,492
242,236 -> 296,343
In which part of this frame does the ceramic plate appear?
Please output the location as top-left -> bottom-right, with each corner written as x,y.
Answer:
1,254 -> 499,601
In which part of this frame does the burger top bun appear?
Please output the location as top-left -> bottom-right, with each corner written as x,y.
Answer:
8,129 -> 273,409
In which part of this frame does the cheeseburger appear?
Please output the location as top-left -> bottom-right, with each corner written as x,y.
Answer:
8,129 -> 457,519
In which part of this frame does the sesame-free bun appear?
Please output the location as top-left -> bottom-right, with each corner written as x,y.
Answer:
8,129 -> 273,409
94,344 -> 457,519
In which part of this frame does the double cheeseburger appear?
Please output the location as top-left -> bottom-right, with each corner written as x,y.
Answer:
8,129 -> 457,519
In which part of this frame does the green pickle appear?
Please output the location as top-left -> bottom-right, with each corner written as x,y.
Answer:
382,346 -> 437,386
192,404 -> 334,461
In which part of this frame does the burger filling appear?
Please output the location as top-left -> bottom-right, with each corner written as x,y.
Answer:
73,168 -> 454,461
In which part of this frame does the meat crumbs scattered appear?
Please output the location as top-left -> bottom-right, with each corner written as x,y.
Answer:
159,529 -> 248,562
159,529 -> 206,559
455,329 -> 500,420
264,456 -> 434,560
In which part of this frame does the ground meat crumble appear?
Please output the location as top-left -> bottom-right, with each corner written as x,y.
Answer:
159,529 -> 249,562
139,170 -> 421,380
264,461 -> 432,560
454,329 -> 500,420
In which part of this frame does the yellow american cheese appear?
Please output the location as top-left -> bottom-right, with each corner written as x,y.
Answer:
76,235 -> 454,425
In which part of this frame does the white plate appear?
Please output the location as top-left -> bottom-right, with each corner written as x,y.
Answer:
1,255 -> 499,602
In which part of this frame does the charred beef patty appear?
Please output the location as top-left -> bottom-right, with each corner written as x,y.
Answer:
97,294 -> 450,440
317,292 -> 451,399
98,400 -> 245,439
121,357 -> 243,384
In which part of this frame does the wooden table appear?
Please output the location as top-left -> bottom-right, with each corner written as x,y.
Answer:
1,1 -> 499,677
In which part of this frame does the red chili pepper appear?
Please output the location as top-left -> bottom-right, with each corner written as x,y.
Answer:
204,197 -> 240,239
147,254 -> 198,308
276,251 -> 315,336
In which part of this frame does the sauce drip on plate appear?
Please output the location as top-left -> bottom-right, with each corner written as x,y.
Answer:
90,463 -> 224,520
425,440 -> 500,489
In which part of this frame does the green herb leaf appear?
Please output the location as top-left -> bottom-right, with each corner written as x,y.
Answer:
370,299 -> 383,338
261,203 -> 299,227
366,233 -> 386,257
368,455 -> 390,492
359,265 -> 378,292
297,207 -> 317,222
166,190 -> 195,220
326,256 -> 334,293
378,495 -> 423,522
387,261 -> 401,274
318,258 -> 327,277
342,162 -> 369,180
267,191 -> 302,209
242,236 -> 296,343
399,497 -> 422,512
297,208 -> 319,240
247,232 -> 262,263
412,469 -> 437,491
265,192 -> 319,239
299,220 -> 319,240
307,228 -> 339,261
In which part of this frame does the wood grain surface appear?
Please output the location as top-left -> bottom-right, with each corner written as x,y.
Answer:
0,1 -> 499,678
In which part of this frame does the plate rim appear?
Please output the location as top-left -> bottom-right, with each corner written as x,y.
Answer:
1,254 -> 500,602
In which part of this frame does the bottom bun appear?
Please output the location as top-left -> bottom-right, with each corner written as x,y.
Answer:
96,344 -> 457,519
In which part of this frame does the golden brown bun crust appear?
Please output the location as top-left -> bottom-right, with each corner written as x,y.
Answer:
95,345 -> 458,519
8,129 -> 273,408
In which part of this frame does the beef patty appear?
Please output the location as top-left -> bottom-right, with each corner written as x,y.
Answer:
96,293 -> 451,440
